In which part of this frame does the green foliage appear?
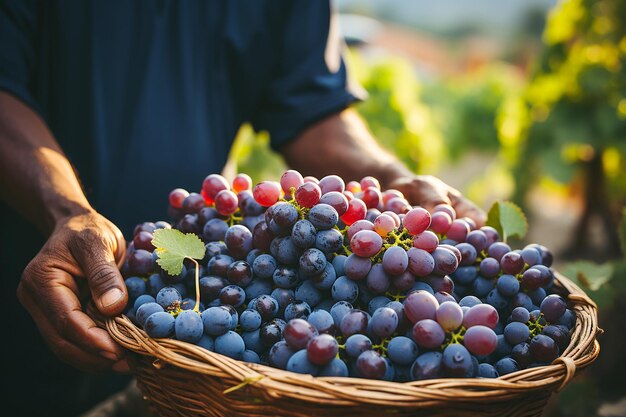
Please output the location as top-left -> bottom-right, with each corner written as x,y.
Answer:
486,200 -> 528,241
152,229 -> 206,276
423,65 -> 524,160
498,0 -> 626,205
347,51 -> 445,174
227,124 -> 286,183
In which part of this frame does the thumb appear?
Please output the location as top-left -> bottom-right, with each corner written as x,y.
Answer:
70,231 -> 128,316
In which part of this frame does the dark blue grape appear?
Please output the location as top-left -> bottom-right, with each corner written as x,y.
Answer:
540,294 -> 567,323
284,301 -> 312,321
252,254 -> 277,279
196,334 -> 215,351
340,309 -> 369,337
253,294 -> 279,321
315,228 -> 343,254
331,255 -> 347,277
156,287 -> 182,311
365,263 -> 390,294
125,276 -> 146,300
174,310 -> 203,343
330,301 -> 353,327
133,294 -> 155,311
311,262 -> 337,290
459,295 -> 481,308
226,260 -> 253,287
370,307 -> 398,339
472,276 -> 494,298
510,307 -> 531,323
202,306 -> 232,336
271,287 -> 295,312
269,341 -> 295,370
368,296 -> 392,315
273,266 -> 300,289
240,309 -> 262,332
291,219 -> 317,249
496,274 -> 520,298
207,254 -> 234,277
307,309 -> 335,334
451,266 -> 478,285
511,342 -> 532,368
242,330 -> 264,353
455,242 -> 478,265
319,358 -> 349,377
144,312 -> 175,338
215,331 -> 245,360
244,279 -> 273,302
411,352 -> 443,380
387,336 -> 418,366
299,248 -> 327,276
242,349 -> 261,364
219,285 -> 245,307
308,204 -> 338,230
477,363 -> 499,378
331,276 -> 359,302
136,302 -> 164,327
286,349 -> 320,375
344,254 -> 372,281
442,344 -> 473,377
494,357 -> 519,375
203,218 -> 229,241
225,225 -> 254,260
504,322 -> 530,345
294,280 -> 322,307
486,289 -> 509,311
479,257 -> 500,278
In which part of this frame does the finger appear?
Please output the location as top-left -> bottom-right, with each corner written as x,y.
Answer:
17,282 -> 117,373
20,267 -> 126,360
69,229 -> 128,316
399,177 -> 451,212
448,192 -> 487,228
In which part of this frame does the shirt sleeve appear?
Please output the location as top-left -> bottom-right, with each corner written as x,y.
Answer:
0,0 -> 41,114
252,1 -> 367,150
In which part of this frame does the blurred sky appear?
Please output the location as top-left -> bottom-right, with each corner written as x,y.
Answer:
337,0 -> 556,39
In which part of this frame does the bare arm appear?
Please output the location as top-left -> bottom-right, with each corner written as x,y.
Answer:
281,108 -> 486,224
0,91 -> 129,372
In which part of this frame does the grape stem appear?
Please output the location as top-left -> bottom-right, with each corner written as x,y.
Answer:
442,326 -> 466,350
185,256 -> 201,313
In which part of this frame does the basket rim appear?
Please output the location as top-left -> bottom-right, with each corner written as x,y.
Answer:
100,271 -> 601,407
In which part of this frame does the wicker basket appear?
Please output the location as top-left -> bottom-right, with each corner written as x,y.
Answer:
98,272 -> 600,417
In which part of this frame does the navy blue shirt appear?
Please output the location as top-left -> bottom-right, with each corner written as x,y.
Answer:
0,2 -> 362,415
0,0 -> 362,236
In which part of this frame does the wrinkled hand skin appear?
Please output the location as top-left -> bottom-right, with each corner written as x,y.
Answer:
388,175 -> 486,227
17,211 -> 131,373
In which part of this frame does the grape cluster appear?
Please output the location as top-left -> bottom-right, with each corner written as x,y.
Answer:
120,170 -> 575,381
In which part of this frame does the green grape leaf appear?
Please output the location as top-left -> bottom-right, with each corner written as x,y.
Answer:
151,229 -> 206,276
561,261 -> 614,292
486,200 -> 528,241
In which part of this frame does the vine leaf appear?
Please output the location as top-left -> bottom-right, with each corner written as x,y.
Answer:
562,261 -> 614,292
486,200 -> 528,242
151,229 -> 206,276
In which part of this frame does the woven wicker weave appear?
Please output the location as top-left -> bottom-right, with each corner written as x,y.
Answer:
99,272 -> 600,417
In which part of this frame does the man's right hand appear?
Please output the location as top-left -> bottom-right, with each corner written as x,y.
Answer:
17,210 -> 130,373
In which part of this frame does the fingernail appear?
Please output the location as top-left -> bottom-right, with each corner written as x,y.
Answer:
100,351 -> 119,361
113,360 -> 130,373
102,288 -> 123,308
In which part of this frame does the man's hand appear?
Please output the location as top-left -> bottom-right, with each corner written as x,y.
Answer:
388,175 -> 486,227
282,109 -> 486,226
17,211 -> 130,372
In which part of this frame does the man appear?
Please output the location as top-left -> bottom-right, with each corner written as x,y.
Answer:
0,1 -> 484,415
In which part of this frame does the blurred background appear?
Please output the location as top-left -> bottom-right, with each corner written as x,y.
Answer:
227,0 -> 626,415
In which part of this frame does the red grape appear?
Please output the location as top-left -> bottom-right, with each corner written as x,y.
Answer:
214,190 -> 239,216
463,304 -> 499,329
350,230 -> 383,257
403,207 -> 431,235
373,213 -> 396,237
168,188 -> 189,209
280,170 -> 304,194
340,198 -> 367,226
253,181 -> 282,207
232,173 -> 252,193
295,182 -> 321,208
202,174 -> 230,202
464,325 -> 497,356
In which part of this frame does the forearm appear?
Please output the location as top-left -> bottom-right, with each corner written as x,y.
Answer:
281,109 -> 412,189
0,92 -> 92,235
